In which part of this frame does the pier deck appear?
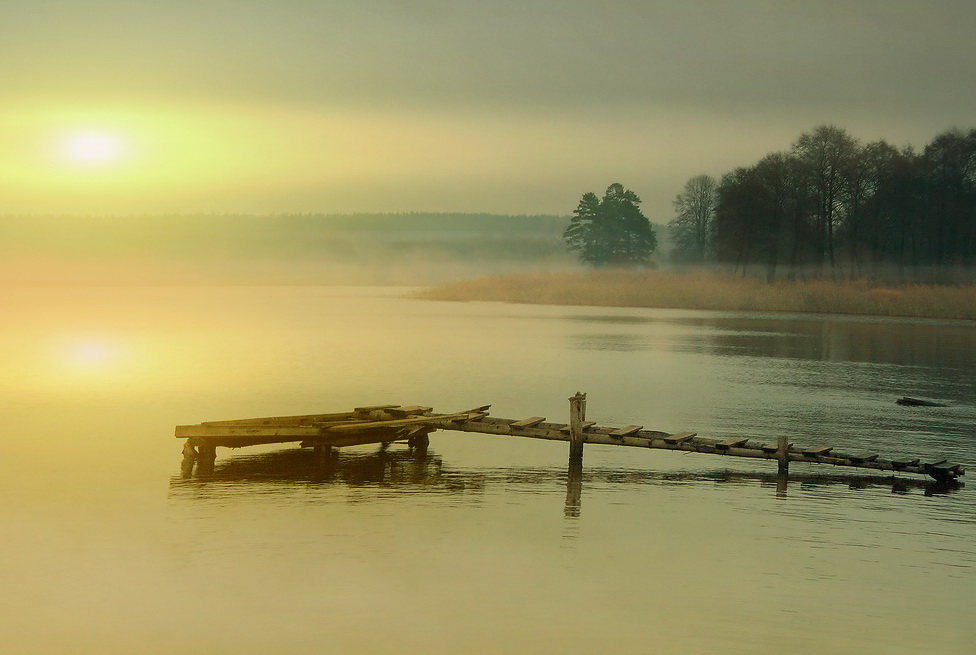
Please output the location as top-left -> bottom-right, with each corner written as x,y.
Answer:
175,395 -> 965,482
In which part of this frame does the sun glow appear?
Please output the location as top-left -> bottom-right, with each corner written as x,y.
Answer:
1,100 -> 389,214
61,131 -> 124,164
71,340 -> 116,366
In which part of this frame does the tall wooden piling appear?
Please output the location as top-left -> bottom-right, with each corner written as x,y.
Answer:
569,392 -> 587,461
776,435 -> 790,475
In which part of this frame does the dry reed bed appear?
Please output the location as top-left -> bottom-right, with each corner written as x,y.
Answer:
417,270 -> 976,320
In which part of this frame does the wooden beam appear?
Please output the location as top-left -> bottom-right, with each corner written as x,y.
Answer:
175,424 -> 320,439
354,405 -> 400,413
385,405 -> 433,417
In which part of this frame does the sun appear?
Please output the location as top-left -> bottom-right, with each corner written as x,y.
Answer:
61,131 -> 124,164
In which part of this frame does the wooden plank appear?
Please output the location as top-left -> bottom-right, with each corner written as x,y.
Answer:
891,458 -> 921,467
926,461 -> 960,473
801,445 -> 833,456
385,405 -> 433,417
354,404 -> 400,413
324,411 -> 467,432
663,432 -> 696,444
761,441 -> 792,453
559,421 -> 596,433
200,411 -> 359,426
510,416 -> 547,429
610,425 -> 643,438
850,453 -> 879,463
715,438 -> 749,449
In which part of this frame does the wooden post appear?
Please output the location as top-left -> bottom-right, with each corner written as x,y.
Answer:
775,474 -> 788,498
181,440 -> 198,464
313,443 -> 333,462
407,430 -> 430,451
196,442 -> 217,474
776,434 -> 789,475
568,392 -> 587,461
180,440 -> 197,477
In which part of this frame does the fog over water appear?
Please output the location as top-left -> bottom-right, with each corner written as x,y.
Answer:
6,3 -> 975,649
1,285 -> 972,654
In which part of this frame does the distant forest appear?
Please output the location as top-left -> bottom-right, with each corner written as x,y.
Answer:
670,125 -> 976,282
0,213 -> 576,285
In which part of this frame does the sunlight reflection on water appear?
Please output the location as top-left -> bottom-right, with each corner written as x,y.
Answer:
1,286 -> 973,655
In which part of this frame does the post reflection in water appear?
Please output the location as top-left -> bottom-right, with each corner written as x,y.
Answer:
564,457 -> 584,518
169,444 -> 961,509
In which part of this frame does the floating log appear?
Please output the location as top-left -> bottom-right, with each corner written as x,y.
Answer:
175,398 -> 964,481
896,397 -> 949,407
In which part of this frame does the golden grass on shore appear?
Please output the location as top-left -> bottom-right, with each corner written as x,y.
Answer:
416,270 -> 976,320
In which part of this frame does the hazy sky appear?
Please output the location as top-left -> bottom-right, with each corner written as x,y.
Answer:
2,1 -> 975,221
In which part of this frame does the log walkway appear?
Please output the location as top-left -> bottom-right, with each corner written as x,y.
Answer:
175,393 -> 965,482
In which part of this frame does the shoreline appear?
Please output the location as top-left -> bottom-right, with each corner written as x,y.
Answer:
416,270 -> 976,321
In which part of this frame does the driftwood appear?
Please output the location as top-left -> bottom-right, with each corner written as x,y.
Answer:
896,397 -> 949,407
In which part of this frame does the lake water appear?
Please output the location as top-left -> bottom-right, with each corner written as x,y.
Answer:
1,286 -> 973,654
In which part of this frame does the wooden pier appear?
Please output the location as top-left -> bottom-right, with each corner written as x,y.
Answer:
175,393 -> 965,482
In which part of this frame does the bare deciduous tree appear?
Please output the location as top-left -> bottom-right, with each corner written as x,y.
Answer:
668,174 -> 717,263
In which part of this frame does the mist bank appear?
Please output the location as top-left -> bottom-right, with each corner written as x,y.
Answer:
417,270 -> 976,321
0,213 -> 584,285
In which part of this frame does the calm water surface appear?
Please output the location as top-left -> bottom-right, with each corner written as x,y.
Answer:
1,286 -> 973,654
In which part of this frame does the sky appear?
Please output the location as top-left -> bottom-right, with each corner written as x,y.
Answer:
2,0 -> 975,222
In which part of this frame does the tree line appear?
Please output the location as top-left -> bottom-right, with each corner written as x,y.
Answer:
669,125 -> 976,282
